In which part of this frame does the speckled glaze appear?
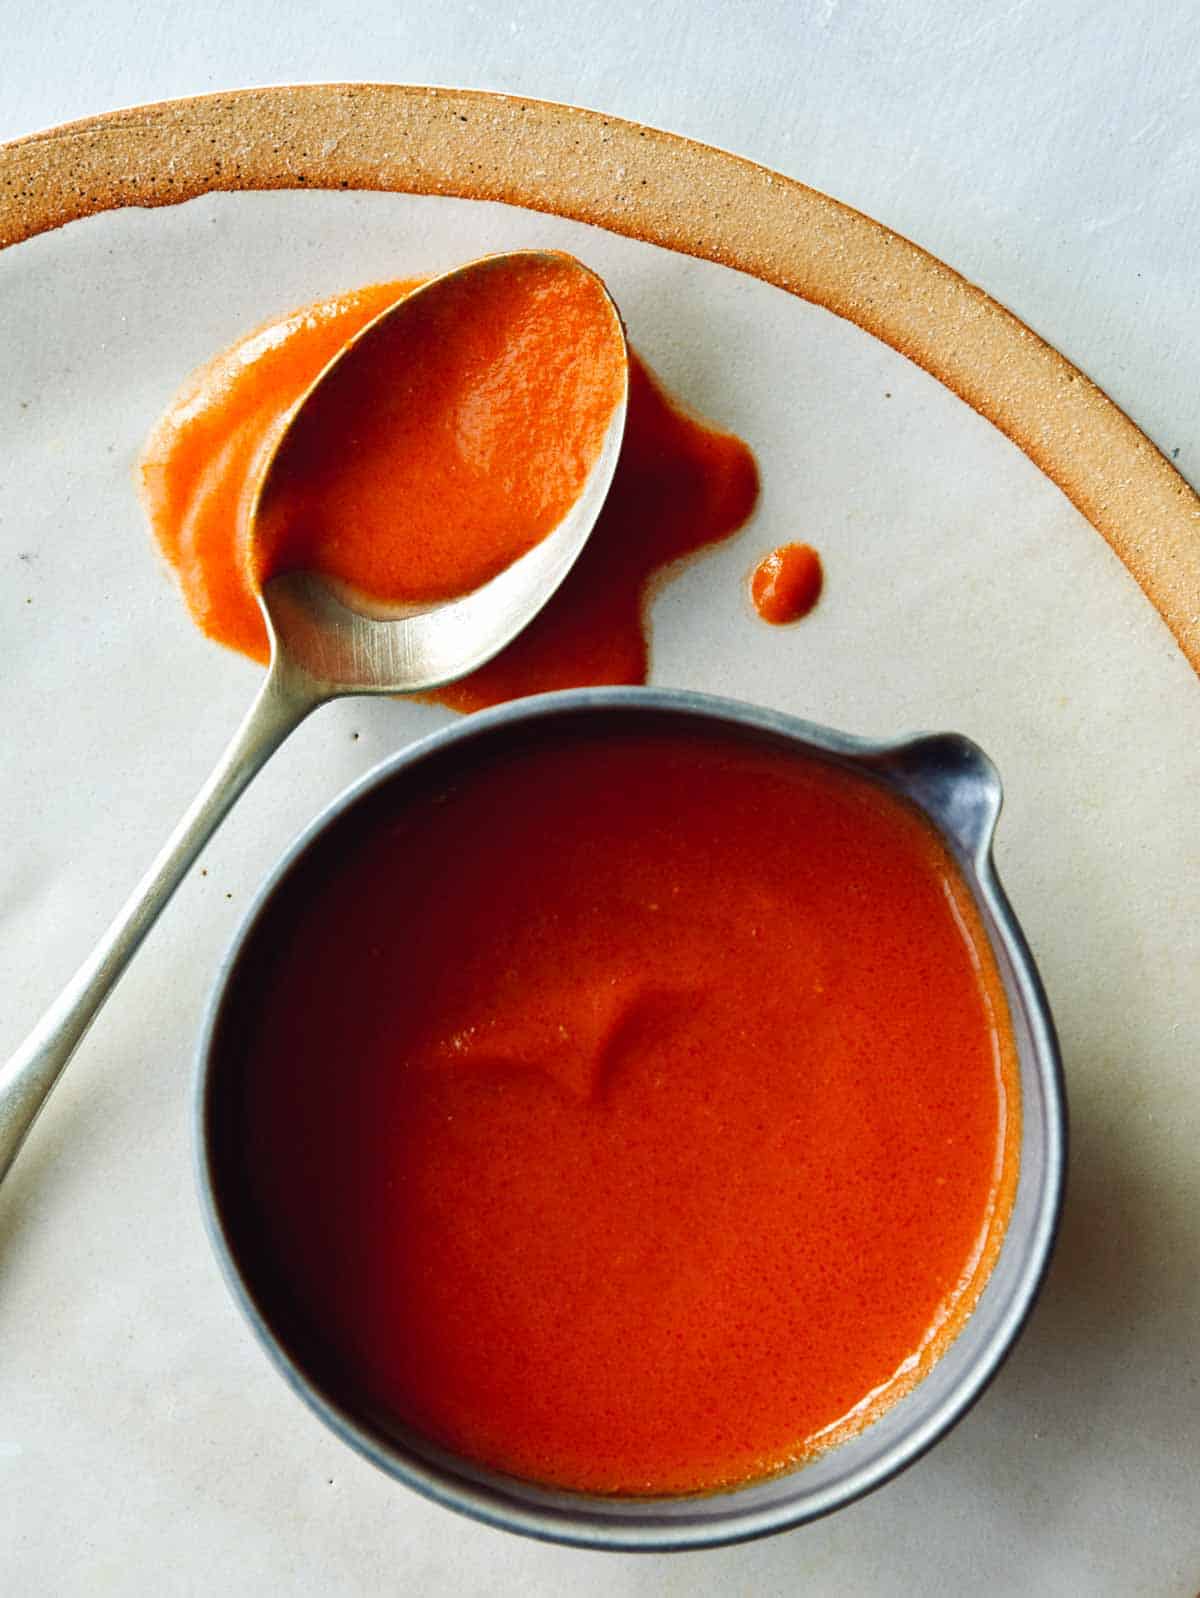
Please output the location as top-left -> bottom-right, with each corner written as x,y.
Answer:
195,687 -> 1065,1551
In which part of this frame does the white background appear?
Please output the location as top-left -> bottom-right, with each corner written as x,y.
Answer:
3,5 -> 1199,1596
4,0 -> 1199,495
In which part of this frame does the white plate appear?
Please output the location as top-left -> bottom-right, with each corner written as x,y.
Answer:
2,180 -> 1199,1595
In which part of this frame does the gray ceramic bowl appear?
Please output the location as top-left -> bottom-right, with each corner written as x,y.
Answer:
196,687 -> 1065,1551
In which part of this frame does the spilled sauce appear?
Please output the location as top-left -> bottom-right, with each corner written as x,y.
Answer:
211,723 -> 1019,1496
751,541 -> 824,624
139,268 -> 759,708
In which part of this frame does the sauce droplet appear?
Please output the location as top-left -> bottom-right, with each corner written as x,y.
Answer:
750,542 -> 823,625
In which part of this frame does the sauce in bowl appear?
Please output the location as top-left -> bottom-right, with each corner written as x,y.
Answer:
206,714 -> 1019,1498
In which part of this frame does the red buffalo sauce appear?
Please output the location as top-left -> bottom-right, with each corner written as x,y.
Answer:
751,542 -> 824,625
211,724 -> 1019,1496
138,264 -> 759,707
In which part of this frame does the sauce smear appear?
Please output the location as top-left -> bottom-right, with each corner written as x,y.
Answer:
211,724 -> 1019,1496
139,270 -> 759,707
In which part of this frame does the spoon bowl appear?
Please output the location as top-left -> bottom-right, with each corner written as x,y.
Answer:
0,251 -> 628,1187
260,369 -> 623,696
259,251 -> 627,696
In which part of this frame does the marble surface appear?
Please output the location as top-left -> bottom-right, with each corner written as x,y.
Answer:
2,9 -> 1199,1594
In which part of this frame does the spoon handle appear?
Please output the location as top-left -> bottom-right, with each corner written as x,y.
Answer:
0,663 -> 321,1188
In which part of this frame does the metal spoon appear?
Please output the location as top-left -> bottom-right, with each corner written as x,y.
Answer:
0,251 -> 628,1187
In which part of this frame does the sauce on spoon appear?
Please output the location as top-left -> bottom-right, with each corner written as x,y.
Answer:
139,263 -> 759,706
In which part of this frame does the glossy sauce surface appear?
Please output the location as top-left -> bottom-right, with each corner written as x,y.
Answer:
139,272 -> 759,709
254,255 -> 624,605
213,725 -> 1018,1496
751,541 -> 824,624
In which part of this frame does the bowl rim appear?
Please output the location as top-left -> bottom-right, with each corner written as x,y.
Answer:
193,684 -> 1067,1551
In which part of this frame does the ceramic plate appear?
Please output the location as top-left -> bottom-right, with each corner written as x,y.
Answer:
1,87 -> 1198,1595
